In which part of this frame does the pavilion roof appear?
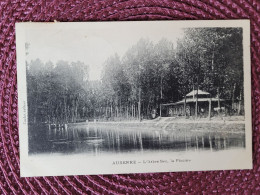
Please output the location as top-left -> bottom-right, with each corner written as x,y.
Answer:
186,89 -> 210,97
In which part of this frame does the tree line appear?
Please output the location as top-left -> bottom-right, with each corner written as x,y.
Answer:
26,27 -> 243,123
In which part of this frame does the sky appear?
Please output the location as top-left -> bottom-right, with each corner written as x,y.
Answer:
25,21 -> 184,80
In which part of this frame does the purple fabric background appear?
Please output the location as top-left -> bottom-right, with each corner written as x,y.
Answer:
0,0 -> 259,194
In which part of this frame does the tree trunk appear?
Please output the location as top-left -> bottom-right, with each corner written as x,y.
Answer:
131,103 -> 133,118
116,106 -> 119,118
147,99 -> 151,118
192,83 -> 195,99
126,104 -> 129,119
64,96 -> 67,123
160,76 -> 163,99
217,86 -> 220,115
133,103 -> 135,118
71,99 -> 74,122
195,82 -> 199,119
160,76 -> 163,117
75,97 -> 78,122
238,88 -> 242,115
211,49 -> 215,71
208,95 -> 212,120
184,95 -> 187,117
119,105 -> 121,119
231,83 -> 236,110
110,103 -> 113,118
146,105 -> 149,117
34,88 -> 39,123
105,102 -> 108,118
138,88 -> 141,121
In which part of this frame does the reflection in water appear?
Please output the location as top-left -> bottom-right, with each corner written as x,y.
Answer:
28,123 -> 245,155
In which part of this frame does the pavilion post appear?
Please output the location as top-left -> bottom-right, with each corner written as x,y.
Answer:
195,87 -> 198,119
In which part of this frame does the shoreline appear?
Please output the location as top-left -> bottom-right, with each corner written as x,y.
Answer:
87,120 -> 245,125
87,116 -> 245,124
71,116 -> 246,133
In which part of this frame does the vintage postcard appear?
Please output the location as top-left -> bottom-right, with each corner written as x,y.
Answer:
16,20 -> 252,177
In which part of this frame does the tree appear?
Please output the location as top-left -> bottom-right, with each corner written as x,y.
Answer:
27,59 -> 89,123
123,38 -> 155,120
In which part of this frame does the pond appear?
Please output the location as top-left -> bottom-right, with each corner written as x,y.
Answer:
28,123 -> 245,155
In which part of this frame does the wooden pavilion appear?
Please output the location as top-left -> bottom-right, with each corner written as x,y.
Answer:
161,89 -> 224,118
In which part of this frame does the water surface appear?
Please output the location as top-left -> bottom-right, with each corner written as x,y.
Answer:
28,123 -> 245,155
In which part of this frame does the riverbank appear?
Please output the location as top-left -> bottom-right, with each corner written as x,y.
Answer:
85,116 -> 245,132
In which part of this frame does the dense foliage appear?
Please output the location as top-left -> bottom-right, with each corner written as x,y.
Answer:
26,28 -> 243,123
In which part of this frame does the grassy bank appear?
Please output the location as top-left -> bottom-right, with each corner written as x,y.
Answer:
86,116 -> 245,133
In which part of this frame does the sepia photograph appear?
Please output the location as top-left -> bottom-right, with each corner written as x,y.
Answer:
16,20 -> 252,177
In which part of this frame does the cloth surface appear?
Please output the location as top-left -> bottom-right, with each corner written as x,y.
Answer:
0,0 -> 259,194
